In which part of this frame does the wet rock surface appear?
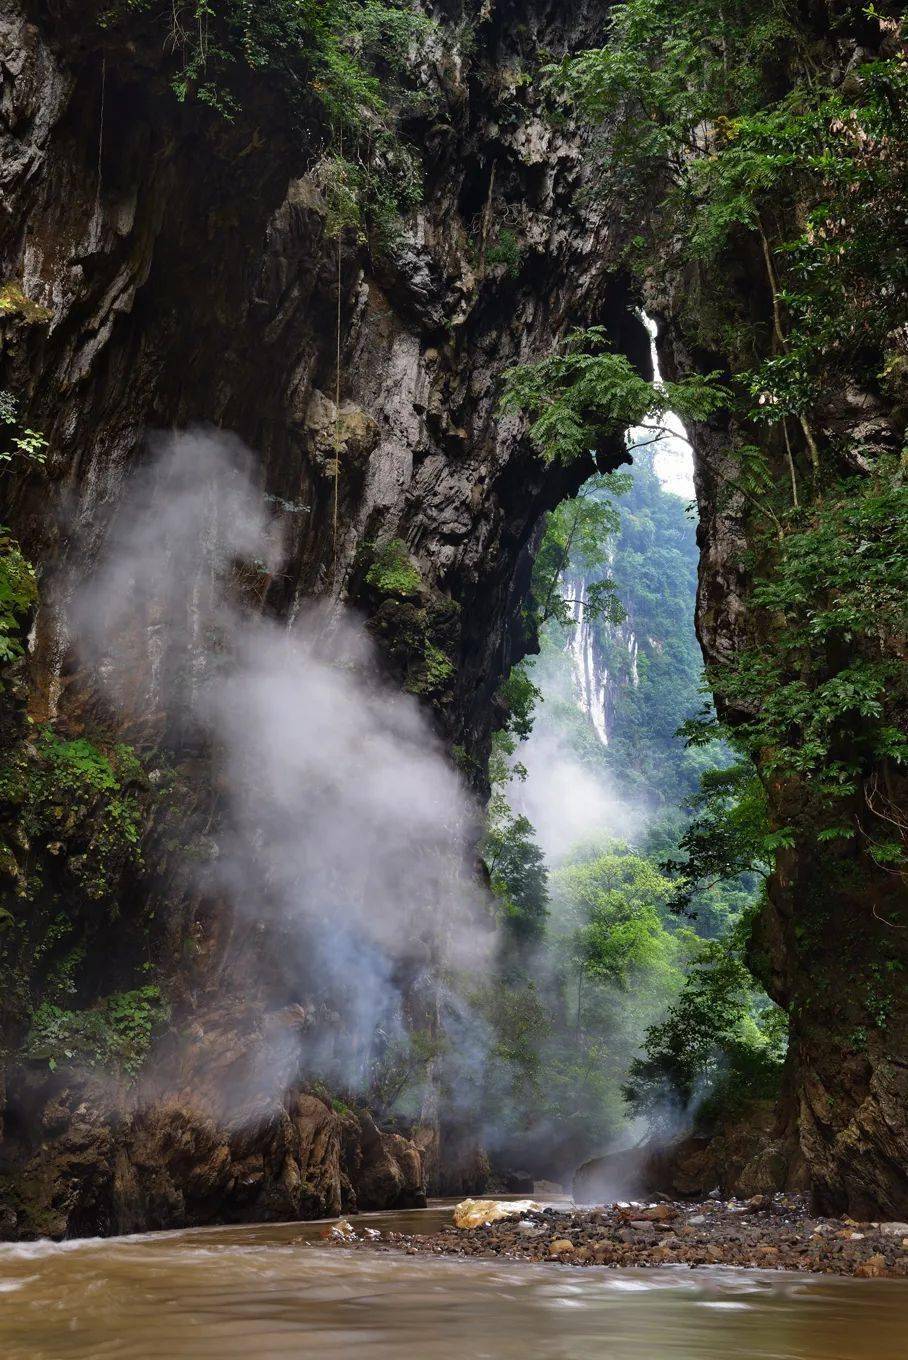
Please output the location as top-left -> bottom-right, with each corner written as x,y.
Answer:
0,0 -> 633,1239
327,1195 -> 908,1278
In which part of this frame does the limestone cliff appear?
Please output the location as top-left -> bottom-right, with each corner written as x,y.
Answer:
0,0 -> 645,1237
651,142 -> 908,1225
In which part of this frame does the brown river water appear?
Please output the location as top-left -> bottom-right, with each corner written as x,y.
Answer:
1,1201 -> 906,1360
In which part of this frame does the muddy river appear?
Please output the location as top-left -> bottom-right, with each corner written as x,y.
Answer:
0,1202 -> 905,1359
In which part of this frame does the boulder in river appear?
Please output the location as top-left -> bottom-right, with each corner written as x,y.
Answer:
453,1198 -> 542,1229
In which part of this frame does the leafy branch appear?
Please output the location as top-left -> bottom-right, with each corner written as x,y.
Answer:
500,327 -> 730,466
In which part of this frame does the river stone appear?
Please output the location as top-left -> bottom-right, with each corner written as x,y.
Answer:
854,1254 -> 888,1278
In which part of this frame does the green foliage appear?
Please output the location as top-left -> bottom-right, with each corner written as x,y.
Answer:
367,1025 -> 443,1119
500,326 -> 729,465
0,392 -> 46,671
546,0 -> 908,472
484,837 -> 698,1163
549,0 -> 908,396
485,812 -> 550,947
365,538 -> 422,598
486,228 -> 525,278
690,474 -> 908,856
551,839 -> 693,993
663,761 -> 773,916
0,390 -> 48,469
308,1079 -> 355,1117
548,455 -> 729,812
362,547 -> 459,708
531,473 -> 631,632
419,641 -> 454,691
536,3 -> 908,867
21,986 -> 170,1078
624,935 -> 785,1130
480,450 -> 782,1163
102,1 -> 433,234
312,138 -> 423,241
0,532 -> 38,665
0,283 -> 54,326
312,152 -> 366,238
478,978 -> 550,1088
0,730 -> 145,906
104,986 -> 171,1075
103,0 -> 430,126
496,665 -> 542,743
483,707 -> 550,949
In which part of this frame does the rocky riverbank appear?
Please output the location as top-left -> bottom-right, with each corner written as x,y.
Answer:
324,1195 -> 908,1278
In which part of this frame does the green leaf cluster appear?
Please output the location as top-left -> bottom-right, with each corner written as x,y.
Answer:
103,0 -> 431,127
484,811 -> 550,948
0,532 -> 37,666
522,3 -> 908,867
663,761 -> 773,915
546,2 -> 908,465
0,389 -> 48,470
485,228 -> 525,278
101,1 -> 435,234
500,326 -> 729,466
624,934 -> 785,1129
364,537 -> 422,598
21,986 -> 170,1078
529,473 -> 631,636
0,730 -> 146,906
704,476 -> 908,850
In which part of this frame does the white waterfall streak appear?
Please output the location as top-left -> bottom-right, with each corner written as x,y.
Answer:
633,313 -> 695,501
565,575 -> 610,747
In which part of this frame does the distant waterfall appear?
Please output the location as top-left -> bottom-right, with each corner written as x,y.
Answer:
565,574 -> 610,746
564,574 -> 639,749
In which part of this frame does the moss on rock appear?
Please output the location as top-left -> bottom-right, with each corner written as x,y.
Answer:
0,731 -> 146,907
364,538 -> 422,598
0,282 -> 53,326
0,534 -> 37,667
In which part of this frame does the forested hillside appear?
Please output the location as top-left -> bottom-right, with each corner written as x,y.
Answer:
536,451 -> 708,814
481,450 -> 781,1183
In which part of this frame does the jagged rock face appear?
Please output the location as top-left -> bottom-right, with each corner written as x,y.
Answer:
652,235 -> 908,1219
1,1070 -> 427,1239
573,1098 -> 804,1205
0,1 -> 646,1237
2,0 -> 644,752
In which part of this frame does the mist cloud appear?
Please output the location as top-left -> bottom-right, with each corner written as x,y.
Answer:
511,722 -> 648,864
71,428 -> 492,1108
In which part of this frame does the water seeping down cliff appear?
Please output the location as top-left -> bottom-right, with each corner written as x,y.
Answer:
0,0 -> 906,1237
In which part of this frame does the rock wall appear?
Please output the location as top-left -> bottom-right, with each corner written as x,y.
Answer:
0,0 -> 646,1237
651,166 -> 908,1220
